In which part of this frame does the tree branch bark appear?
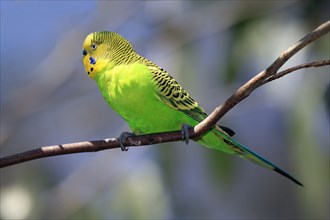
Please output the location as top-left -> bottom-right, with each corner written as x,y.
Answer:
1,20 -> 329,169
262,60 -> 330,85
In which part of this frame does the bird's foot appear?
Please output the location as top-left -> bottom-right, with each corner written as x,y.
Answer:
118,132 -> 135,151
181,124 -> 193,145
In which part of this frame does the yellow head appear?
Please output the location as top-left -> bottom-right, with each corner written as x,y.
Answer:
82,31 -> 135,79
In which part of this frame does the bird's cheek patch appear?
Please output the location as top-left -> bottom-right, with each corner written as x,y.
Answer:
87,57 -> 97,76
82,56 -> 95,78
89,57 -> 96,65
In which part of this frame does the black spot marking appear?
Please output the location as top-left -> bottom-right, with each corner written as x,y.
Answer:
159,79 -> 167,87
180,101 -> 189,107
166,86 -> 174,97
87,72 -> 90,75
223,139 -> 232,145
187,99 -> 194,105
173,92 -> 179,98
160,85 -> 166,92
90,67 -> 94,72
157,77 -> 164,84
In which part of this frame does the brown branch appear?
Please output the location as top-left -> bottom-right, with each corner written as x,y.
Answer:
262,60 -> 330,85
1,20 -> 329,169
0,131 -> 190,168
193,20 -> 330,135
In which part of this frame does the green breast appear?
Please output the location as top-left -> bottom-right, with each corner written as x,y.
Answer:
94,63 -> 193,134
93,62 -> 235,154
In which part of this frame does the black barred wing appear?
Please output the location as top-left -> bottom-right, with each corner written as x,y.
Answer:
142,57 -> 235,137
146,62 -> 208,123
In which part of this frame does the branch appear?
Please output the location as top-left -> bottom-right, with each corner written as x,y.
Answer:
262,60 -> 330,85
0,131 -> 188,168
1,20 -> 329,169
194,20 -> 330,135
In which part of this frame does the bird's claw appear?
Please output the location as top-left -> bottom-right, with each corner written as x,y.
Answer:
118,132 -> 135,151
181,124 -> 192,145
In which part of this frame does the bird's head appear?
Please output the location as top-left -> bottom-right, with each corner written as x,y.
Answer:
82,31 -> 135,79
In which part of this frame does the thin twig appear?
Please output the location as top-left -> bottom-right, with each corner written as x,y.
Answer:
193,20 -> 330,135
262,60 -> 330,85
0,20 -> 329,169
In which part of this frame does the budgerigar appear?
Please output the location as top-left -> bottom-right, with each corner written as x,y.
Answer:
82,31 -> 302,186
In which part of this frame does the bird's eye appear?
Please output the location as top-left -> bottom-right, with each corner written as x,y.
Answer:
91,44 -> 97,50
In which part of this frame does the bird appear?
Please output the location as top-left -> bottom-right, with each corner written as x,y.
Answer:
82,31 -> 303,186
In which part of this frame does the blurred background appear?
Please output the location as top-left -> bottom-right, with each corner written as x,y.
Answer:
1,1 -> 329,219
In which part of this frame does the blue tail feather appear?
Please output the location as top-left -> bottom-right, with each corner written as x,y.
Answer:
223,136 -> 303,186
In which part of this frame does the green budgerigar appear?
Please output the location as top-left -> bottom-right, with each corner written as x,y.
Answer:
82,31 -> 302,186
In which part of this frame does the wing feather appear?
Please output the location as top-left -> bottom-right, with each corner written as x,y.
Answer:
141,57 -> 235,136
148,63 -> 207,122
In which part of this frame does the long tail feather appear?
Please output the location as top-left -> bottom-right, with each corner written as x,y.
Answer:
222,135 -> 303,186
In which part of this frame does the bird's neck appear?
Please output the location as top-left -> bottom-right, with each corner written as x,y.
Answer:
107,50 -> 139,65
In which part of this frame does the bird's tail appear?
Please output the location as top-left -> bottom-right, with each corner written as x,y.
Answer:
198,130 -> 303,186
